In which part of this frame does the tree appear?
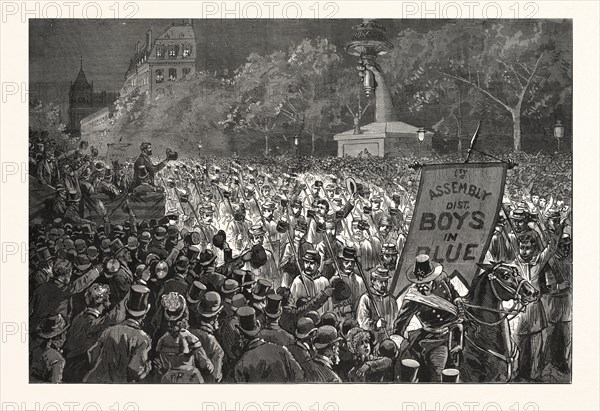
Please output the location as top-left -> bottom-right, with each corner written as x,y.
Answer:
381,20 -> 572,151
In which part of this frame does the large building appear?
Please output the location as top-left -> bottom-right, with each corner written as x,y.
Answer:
68,58 -> 117,136
121,20 -> 196,99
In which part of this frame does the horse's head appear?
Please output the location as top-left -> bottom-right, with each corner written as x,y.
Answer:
476,262 -> 539,305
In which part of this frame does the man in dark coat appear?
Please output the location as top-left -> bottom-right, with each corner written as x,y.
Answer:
286,317 -> 318,369
302,325 -> 343,383
84,285 -> 153,383
132,142 -> 170,188
63,284 -> 127,382
30,258 -> 102,331
189,291 -> 225,383
260,294 -> 295,346
234,307 -> 303,382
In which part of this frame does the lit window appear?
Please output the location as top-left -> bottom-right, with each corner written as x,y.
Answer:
168,45 -> 178,58
183,45 -> 192,58
156,47 -> 164,59
156,69 -> 164,83
168,68 -> 177,81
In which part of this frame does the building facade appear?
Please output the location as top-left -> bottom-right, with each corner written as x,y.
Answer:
69,59 -> 117,136
121,20 -> 196,100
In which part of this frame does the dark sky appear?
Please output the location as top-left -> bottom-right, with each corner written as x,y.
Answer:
29,19 -> 448,97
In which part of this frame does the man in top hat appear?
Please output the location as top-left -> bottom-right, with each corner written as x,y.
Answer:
234,306 -> 303,382
84,285 -> 153,383
303,325 -> 343,383
280,219 -> 314,288
63,284 -> 127,382
290,250 -> 332,315
393,254 -> 463,382
30,314 -> 69,383
132,142 -> 173,189
189,291 -> 225,382
31,246 -> 54,289
356,267 -> 398,343
260,294 -> 295,347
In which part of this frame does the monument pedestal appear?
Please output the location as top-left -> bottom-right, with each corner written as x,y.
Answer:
334,121 -> 433,157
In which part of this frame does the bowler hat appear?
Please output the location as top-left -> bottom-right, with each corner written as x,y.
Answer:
175,255 -> 190,273
196,291 -> 223,318
139,231 -> 152,244
74,254 -> 91,271
161,292 -> 187,321
86,246 -> 99,261
37,313 -> 69,339
127,285 -> 151,316
305,311 -> 321,327
295,317 -> 317,339
320,311 -> 340,328
314,325 -> 342,350
406,254 -> 443,284
74,239 -> 87,254
229,294 -> 247,313
264,294 -> 283,318
126,236 -> 139,251
235,306 -> 261,337
186,281 -> 207,305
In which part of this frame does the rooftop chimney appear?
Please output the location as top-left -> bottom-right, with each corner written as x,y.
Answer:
146,30 -> 152,51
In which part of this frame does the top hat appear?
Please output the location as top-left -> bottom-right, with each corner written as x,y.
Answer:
36,246 -> 53,262
198,249 -> 217,267
196,291 -> 223,318
406,254 -> 443,284
186,245 -> 201,262
251,279 -> 272,301
264,294 -> 283,318
302,249 -> 321,263
187,281 -> 208,304
232,270 -> 255,287
314,325 -> 342,350
37,313 -> 70,339
382,243 -> 398,255
330,277 -> 352,303
249,224 -> 266,237
339,246 -> 357,262
295,317 -> 318,339
236,306 -> 261,337
161,292 -> 187,321
221,279 -> 240,296
126,285 -> 151,316
371,267 -> 391,281
109,239 -> 125,255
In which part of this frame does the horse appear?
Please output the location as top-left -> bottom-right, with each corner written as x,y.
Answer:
459,261 -> 539,383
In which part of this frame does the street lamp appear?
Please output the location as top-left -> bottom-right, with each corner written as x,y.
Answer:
417,127 -> 426,157
553,120 -> 564,152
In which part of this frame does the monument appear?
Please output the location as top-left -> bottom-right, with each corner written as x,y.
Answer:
334,20 -> 433,157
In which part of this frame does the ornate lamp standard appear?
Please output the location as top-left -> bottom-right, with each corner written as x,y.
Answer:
554,120 -> 565,152
417,127 -> 426,157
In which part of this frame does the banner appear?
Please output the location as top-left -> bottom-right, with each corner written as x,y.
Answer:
391,163 -> 507,298
106,143 -> 131,165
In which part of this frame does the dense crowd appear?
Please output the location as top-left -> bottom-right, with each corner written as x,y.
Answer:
28,137 -> 572,383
